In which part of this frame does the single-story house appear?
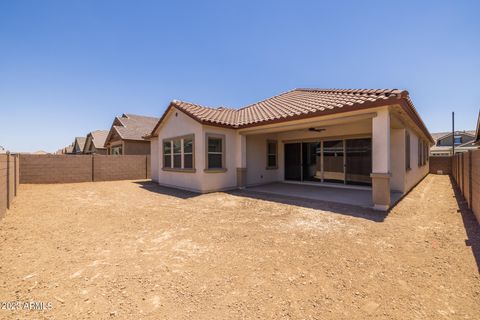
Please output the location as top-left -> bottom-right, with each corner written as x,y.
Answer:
146,88 -> 433,211
104,114 -> 159,155
430,130 -> 478,156
83,130 -> 109,155
72,137 -> 86,154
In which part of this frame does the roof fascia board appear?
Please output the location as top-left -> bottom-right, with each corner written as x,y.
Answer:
238,111 -> 378,135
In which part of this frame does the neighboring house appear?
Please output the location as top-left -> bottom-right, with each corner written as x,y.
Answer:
83,130 -> 109,155
104,113 -> 159,155
430,130 -> 477,156
146,88 -> 433,211
33,150 -> 49,154
72,137 -> 86,154
475,111 -> 480,145
55,143 -> 73,154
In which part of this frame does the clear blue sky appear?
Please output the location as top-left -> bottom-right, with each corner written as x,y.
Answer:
1,0 -> 479,152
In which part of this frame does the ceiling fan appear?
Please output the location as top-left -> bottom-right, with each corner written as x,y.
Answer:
308,127 -> 325,132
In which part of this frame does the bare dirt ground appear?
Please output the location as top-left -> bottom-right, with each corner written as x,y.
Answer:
0,175 -> 479,319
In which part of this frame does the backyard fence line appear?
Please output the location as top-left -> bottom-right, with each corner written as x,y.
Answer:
0,153 -> 20,220
429,156 -> 452,175
452,150 -> 480,224
19,154 -> 151,184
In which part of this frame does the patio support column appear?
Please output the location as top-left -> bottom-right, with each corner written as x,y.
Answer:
371,108 -> 391,211
236,133 -> 247,188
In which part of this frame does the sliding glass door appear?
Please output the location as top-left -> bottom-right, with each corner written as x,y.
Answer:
345,138 -> 372,185
284,143 -> 302,181
284,138 -> 372,186
323,140 -> 345,183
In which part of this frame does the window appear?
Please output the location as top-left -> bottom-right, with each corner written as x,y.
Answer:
418,138 -> 422,167
425,142 -> 429,163
405,131 -> 411,170
173,139 -> 181,168
183,138 -> 193,169
163,141 -> 172,168
111,146 -> 122,155
163,135 -> 195,171
454,136 -> 462,145
266,140 -> 277,169
206,134 -> 225,170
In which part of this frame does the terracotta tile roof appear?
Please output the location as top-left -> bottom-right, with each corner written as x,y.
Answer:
150,88 -> 433,142
171,89 -> 405,127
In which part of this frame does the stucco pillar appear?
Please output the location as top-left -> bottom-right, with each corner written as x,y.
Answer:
236,133 -> 247,188
371,109 -> 391,211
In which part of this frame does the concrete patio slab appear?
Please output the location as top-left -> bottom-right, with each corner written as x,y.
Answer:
246,182 -> 403,209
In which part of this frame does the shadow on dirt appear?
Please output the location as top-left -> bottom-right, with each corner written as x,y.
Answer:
134,181 -> 200,199
228,189 -> 388,223
450,176 -> 480,273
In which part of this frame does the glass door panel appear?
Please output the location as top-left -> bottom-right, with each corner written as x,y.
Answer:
302,142 -> 321,181
345,138 -> 372,186
323,140 -> 344,183
284,143 -> 301,181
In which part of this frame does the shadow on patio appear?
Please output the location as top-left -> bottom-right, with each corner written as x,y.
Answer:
450,176 -> 480,273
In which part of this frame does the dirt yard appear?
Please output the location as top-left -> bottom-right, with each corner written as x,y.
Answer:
0,175 -> 479,319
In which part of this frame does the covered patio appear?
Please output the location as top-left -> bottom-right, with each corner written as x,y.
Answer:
246,182 -> 403,209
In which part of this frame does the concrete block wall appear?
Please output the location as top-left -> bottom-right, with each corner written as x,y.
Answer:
93,155 -> 149,181
19,154 -> 150,184
0,155 -> 7,219
429,156 -> 452,174
452,150 -> 480,224
0,154 -> 20,220
20,155 -> 92,183
472,151 -> 480,223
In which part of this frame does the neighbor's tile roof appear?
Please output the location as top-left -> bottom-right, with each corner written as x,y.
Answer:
90,130 -> 109,148
111,114 -> 159,141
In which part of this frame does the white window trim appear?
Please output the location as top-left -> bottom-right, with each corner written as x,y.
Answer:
266,140 -> 278,169
205,133 -> 227,173
162,134 -> 196,173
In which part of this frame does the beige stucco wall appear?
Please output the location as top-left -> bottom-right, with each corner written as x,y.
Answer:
150,137 -> 159,182
200,125 -> 238,192
390,128 -> 406,192
405,127 -> 429,192
155,108 -> 204,192
246,134 -> 282,186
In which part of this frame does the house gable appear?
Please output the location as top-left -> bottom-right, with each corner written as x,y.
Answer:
436,132 -> 475,147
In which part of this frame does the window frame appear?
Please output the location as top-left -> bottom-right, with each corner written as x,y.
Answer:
111,145 -> 123,155
162,134 -> 196,173
454,135 -> 462,145
205,133 -> 227,173
418,138 -> 423,167
405,131 -> 411,171
266,140 -> 278,169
